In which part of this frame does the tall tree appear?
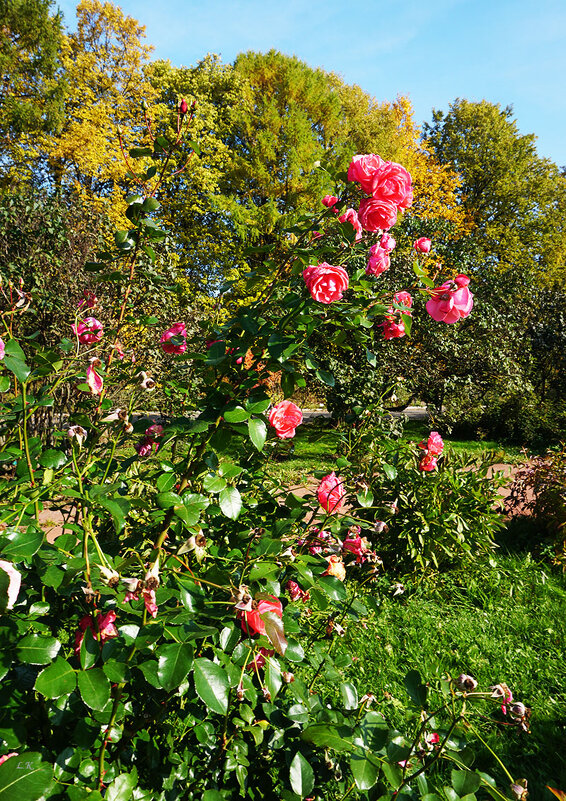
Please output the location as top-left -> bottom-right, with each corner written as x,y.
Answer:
423,99 -> 566,284
0,0 -> 66,186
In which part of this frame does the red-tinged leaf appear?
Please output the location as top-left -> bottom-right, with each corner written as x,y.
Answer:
547,788 -> 566,800
262,610 -> 287,656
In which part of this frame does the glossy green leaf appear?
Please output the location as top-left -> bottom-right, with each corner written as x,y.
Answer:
219,486 -> 242,520
318,575 -> 347,601
202,474 -> 227,493
0,751 -> 53,800
248,418 -> 267,451
316,368 -> 334,387
17,634 -> 61,665
452,770 -> 481,796
0,376 -> 10,393
3,356 -> 30,383
350,754 -> 380,790
106,770 -> 138,801
35,657 -> 76,698
193,658 -> 229,715
223,406 -> 249,423
1,526 -> 43,559
157,643 -> 193,692
340,682 -> 358,710
289,751 -> 314,798
38,449 -> 67,469
77,668 -> 111,710
301,724 -> 354,752
264,655 -> 282,701
97,497 -> 130,533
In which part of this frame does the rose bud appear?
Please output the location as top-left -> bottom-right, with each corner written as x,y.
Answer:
456,674 -> 478,692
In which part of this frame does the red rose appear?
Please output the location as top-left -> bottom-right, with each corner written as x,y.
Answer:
239,596 -> 283,636
303,262 -> 349,304
160,322 -> 187,354
268,400 -> 303,439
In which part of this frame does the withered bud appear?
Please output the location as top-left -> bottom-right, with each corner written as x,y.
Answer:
282,671 -> 294,684
123,422 -> 134,435
97,564 -> 120,587
137,371 -> 156,391
67,425 -> 87,448
121,576 -> 142,594
144,558 -> 160,590
456,674 -> 478,692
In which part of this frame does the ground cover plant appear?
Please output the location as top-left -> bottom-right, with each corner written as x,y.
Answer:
0,104 -> 551,801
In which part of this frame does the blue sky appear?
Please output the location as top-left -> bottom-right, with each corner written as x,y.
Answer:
56,0 -> 566,167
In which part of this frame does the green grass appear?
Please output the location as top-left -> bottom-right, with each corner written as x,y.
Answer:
331,554 -> 566,796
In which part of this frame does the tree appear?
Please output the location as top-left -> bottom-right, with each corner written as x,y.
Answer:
423,99 -> 566,284
0,0 -> 66,186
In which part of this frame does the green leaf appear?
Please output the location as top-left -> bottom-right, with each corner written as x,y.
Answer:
193,658 -> 230,715
35,657 -> 76,698
413,260 -> 435,288
219,487 -> 242,520
129,146 -> 153,158
4,340 -> 26,360
157,643 -> 193,692
245,396 -> 270,414
318,575 -> 347,601
0,751 -> 53,800
301,724 -> 354,752
156,473 -> 177,493
142,197 -> 160,212
38,449 -> 67,469
106,770 -> 138,801
264,656 -> 282,701
316,369 -> 335,387
283,638 -> 304,663
3,356 -> 30,383
202,474 -> 227,494
97,497 -> 130,534
0,376 -> 10,393
404,670 -> 428,706
340,682 -> 358,710
289,751 -> 314,798
350,755 -> 379,790
77,668 -> 111,711
157,491 -> 182,509
356,489 -> 374,508
1,526 -> 43,559
382,463 -> 397,481
452,770 -> 481,796
365,348 -> 377,367
223,406 -> 249,423
248,418 -> 267,451
17,634 -> 61,665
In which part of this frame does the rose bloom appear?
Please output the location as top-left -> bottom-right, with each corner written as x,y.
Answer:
160,322 -> 187,354
414,237 -> 432,254
426,275 -> 473,323
366,246 -> 390,277
0,337 -> 5,359
347,153 -> 385,194
372,161 -> 413,209
86,358 -> 103,395
268,400 -> 303,439
338,208 -> 363,241
317,471 -> 346,514
379,232 -> 396,252
303,262 -> 349,304
74,610 -> 118,656
394,291 -> 413,311
321,194 -> 338,209
421,431 -> 444,456
0,560 -> 21,610
419,452 -> 438,472
358,197 -> 398,232
382,318 -> 406,340
72,317 -> 103,345
323,555 -> 346,582
239,595 -> 283,637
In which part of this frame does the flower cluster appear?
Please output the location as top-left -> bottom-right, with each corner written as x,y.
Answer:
348,154 -> 412,233
382,290 -> 413,340
418,431 -> 444,471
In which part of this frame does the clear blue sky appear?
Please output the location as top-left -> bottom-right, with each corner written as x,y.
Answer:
56,0 -> 566,167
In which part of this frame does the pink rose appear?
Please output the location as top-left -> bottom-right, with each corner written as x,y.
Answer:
379,233 -> 396,252
338,208 -> 363,241
74,610 -> 118,655
322,194 -> 338,209
317,472 -> 346,514
135,438 -> 154,458
372,161 -> 413,208
239,596 -> 283,637
160,322 -> 187,354
0,560 -> 21,610
394,291 -> 413,311
366,247 -> 390,277
72,317 -> 103,345
0,753 -> 18,766
268,400 -> 303,439
414,237 -> 432,254
424,431 -> 444,456
146,424 -> 164,440
382,319 -> 406,340
86,358 -> 103,395
303,262 -> 349,304
426,275 -> 473,323
419,452 -> 438,472
0,337 -> 4,359
142,588 -> 158,618
358,197 -> 398,232
347,154 -> 385,194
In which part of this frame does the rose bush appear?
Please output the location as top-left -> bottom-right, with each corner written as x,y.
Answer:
0,122 -> 524,800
